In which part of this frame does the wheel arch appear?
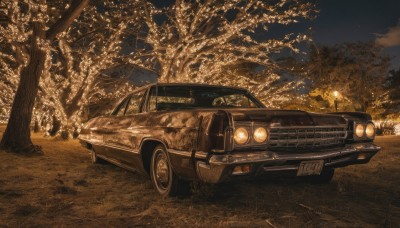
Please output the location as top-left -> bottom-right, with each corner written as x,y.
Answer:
139,138 -> 169,175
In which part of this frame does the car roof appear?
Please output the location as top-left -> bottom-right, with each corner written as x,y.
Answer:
143,83 -> 248,91
126,83 -> 250,98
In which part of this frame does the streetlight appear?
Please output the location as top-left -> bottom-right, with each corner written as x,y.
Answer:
333,91 -> 339,112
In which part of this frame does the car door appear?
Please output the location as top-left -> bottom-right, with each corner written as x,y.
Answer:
106,88 -> 148,167
92,95 -> 130,157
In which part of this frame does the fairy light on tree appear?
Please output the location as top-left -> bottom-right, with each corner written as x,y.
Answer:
38,1 -> 144,138
0,0 -> 316,152
0,0 -> 90,153
1,1 -> 142,140
128,0 -> 316,99
200,62 -> 305,108
0,1 -> 32,122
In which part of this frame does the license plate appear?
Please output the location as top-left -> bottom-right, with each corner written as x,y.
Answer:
297,160 -> 324,176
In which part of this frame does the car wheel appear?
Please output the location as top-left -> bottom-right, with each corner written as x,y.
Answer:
150,145 -> 188,197
304,168 -> 335,184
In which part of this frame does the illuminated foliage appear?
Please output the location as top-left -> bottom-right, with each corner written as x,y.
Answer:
1,0 -> 316,139
128,0 -> 316,100
39,2 -> 138,135
0,1 -> 140,136
0,1 -> 31,120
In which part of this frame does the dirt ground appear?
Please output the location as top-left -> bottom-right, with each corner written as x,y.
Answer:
0,125 -> 399,227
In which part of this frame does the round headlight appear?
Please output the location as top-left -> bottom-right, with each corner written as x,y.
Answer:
253,127 -> 268,143
355,124 -> 365,138
365,123 -> 375,138
234,127 -> 249,145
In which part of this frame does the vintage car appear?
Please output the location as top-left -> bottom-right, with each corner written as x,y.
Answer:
79,83 -> 381,196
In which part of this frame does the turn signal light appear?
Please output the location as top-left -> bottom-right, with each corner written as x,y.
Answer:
357,153 -> 368,160
232,165 -> 251,175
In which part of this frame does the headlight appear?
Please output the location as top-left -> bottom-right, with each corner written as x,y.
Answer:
253,127 -> 268,143
365,123 -> 375,138
355,124 -> 365,138
234,127 -> 249,145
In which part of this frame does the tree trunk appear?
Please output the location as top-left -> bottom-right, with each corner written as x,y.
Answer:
0,22 -> 46,153
0,0 -> 89,153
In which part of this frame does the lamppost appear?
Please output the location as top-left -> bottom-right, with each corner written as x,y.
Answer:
333,91 -> 339,112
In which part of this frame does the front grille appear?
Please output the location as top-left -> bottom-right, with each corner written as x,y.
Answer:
268,126 -> 347,151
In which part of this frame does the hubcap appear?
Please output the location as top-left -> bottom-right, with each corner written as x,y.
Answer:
154,152 -> 169,190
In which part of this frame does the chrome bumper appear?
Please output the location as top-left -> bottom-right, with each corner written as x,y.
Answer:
196,143 -> 380,183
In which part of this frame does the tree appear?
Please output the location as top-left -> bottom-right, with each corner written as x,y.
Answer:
0,42 -> 20,120
128,0 -> 316,85
1,0 -> 142,139
209,60 -> 306,108
0,0 -> 89,153
37,1 -> 140,138
305,42 -> 390,114
379,68 -> 400,119
0,3 -> 28,122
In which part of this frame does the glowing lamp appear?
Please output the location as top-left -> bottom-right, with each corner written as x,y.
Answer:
253,127 -> 268,143
355,124 -> 365,138
234,127 -> 249,145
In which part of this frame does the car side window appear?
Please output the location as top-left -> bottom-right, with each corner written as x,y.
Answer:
125,90 -> 147,115
112,97 -> 130,116
148,88 -> 157,111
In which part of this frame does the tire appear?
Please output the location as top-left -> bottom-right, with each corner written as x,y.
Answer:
304,168 -> 335,184
150,145 -> 188,197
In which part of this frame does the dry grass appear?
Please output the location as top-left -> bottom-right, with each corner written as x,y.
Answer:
0,125 -> 399,227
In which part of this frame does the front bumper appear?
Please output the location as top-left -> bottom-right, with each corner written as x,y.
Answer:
196,143 -> 380,183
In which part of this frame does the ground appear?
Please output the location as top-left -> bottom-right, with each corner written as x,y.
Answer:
0,125 -> 399,227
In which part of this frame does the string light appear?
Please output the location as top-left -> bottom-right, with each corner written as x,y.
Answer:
1,1 -> 138,135
1,0 -> 315,131
134,0 -> 315,91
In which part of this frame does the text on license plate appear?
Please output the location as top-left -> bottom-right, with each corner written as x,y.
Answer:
297,160 -> 324,176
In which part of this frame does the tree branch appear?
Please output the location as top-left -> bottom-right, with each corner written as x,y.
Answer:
46,0 -> 90,40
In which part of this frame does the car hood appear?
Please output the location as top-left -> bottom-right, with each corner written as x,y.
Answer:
224,109 -> 347,127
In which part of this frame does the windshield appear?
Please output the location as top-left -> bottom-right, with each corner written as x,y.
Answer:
148,86 -> 263,111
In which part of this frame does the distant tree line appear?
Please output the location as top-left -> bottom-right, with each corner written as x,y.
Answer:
301,42 -> 398,118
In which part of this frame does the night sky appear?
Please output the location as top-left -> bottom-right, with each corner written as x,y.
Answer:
312,0 -> 400,68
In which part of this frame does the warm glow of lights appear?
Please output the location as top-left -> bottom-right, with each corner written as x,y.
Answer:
234,127 -> 249,145
0,0 -> 138,135
232,165 -> 251,175
0,0 -> 315,132
365,123 -> 375,138
137,0 -> 314,108
333,91 -> 339,98
253,127 -> 268,143
355,124 -> 365,138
